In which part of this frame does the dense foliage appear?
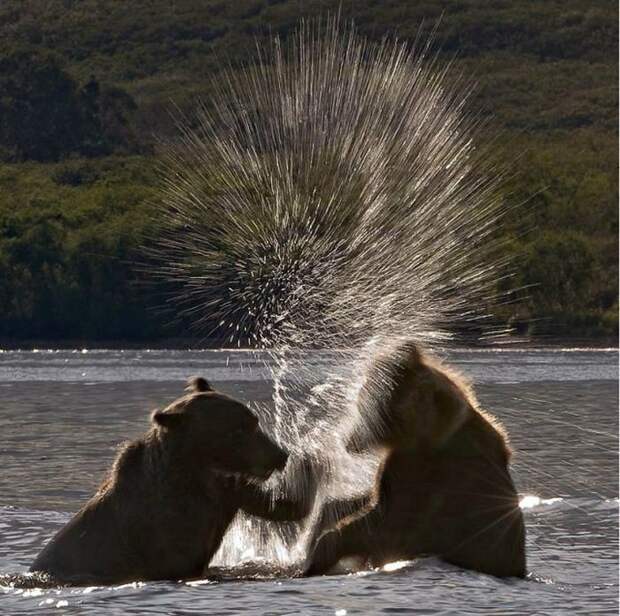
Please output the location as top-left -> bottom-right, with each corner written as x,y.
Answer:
0,50 -> 139,162
0,0 -> 616,343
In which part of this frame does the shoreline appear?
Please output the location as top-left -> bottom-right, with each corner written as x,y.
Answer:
0,337 -> 617,351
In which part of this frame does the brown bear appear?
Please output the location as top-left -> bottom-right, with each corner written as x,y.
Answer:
305,343 -> 526,578
30,377 -> 316,585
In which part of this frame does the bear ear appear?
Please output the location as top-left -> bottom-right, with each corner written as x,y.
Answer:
185,376 -> 213,393
152,408 -> 185,428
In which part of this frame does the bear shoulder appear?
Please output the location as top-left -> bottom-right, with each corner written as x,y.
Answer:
95,437 -> 149,497
471,407 -> 513,460
416,351 -> 512,460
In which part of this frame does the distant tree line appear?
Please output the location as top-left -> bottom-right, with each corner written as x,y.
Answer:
0,0 -> 616,343
0,49 -> 138,162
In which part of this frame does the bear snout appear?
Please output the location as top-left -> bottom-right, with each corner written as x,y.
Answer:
261,437 -> 289,472
272,445 -> 289,471
248,433 -> 289,479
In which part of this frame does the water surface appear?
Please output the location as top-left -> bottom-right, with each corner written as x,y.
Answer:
1,348 -> 617,614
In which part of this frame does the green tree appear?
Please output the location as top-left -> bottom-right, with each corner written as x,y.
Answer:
0,49 -> 137,162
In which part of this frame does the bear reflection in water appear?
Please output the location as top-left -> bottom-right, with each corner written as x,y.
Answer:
305,343 -> 526,578
30,377 -> 317,585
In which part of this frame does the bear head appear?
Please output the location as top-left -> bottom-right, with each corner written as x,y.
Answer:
346,343 -> 474,454
152,376 -> 289,480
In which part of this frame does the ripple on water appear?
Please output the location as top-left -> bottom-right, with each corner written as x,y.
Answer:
0,355 -> 617,615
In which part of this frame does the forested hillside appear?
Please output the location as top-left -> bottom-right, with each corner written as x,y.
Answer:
0,0 -> 617,343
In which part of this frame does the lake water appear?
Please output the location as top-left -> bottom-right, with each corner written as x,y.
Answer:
0,348 -> 618,615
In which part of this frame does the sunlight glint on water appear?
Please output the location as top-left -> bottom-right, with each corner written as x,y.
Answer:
0,348 -> 617,615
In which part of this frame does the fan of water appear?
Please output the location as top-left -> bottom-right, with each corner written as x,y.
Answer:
148,16 -> 511,569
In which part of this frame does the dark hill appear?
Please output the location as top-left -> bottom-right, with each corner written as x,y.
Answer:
0,0 -> 616,343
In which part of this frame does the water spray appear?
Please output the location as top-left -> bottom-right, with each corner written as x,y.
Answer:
147,16 -> 512,569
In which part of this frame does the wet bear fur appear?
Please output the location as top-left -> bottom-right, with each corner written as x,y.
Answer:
306,344 -> 526,578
